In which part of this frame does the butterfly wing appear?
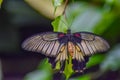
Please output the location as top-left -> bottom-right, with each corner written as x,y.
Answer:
22,31 -> 110,72
22,32 -> 68,57
73,32 -> 110,56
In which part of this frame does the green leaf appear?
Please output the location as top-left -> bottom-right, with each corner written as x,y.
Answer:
55,61 -> 61,70
37,58 -> 52,70
64,56 -> 74,80
86,54 -> 105,68
24,59 -> 53,80
0,0 -> 2,8
52,15 -> 68,33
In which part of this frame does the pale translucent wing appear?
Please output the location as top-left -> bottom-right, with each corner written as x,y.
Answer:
22,32 -> 66,57
55,44 -> 68,61
73,32 -> 110,56
71,42 -> 85,62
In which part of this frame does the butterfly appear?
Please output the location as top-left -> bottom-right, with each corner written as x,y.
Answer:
22,30 -> 110,72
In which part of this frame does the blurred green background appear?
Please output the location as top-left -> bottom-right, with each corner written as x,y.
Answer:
0,0 -> 120,80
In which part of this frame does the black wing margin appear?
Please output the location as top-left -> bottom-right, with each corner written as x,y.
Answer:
22,32 -> 66,57
73,32 -> 110,56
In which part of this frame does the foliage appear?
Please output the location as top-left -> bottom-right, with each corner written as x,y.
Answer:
63,56 -> 73,80
52,15 -> 68,32
24,59 -> 53,80
0,0 -> 2,8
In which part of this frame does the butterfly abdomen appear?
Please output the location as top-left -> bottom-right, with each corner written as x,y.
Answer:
68,41 -> 75,57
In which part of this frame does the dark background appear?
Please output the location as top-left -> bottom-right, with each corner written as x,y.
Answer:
0,0 -> 53,80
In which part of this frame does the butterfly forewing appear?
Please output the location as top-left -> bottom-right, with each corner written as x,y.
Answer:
22,32 -> 66,57
42,32 -> 59,41
73,32 -> 110,56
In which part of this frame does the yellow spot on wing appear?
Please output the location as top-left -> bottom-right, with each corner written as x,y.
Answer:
55,45 -> 68,61
75,45 -> 81,52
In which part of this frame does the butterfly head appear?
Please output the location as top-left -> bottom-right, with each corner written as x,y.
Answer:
67,29 -> 71,34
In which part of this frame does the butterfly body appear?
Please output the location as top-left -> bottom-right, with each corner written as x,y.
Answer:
22,30 -> 110,72
57,30 -> 81,59
68,41 -> 75,57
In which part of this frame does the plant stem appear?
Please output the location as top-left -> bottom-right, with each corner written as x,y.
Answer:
63,0 -> 68,15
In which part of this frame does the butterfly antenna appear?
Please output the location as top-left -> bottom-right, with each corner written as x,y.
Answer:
60,15 -> 73,33
60,0 -> 74,32
64,6 -> 75,31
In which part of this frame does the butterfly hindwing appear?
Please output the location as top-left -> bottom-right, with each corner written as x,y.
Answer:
73,32 -> 110,56
22,32 -> 67,57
